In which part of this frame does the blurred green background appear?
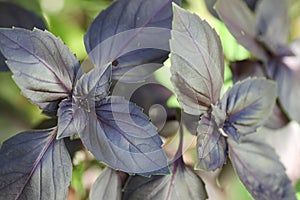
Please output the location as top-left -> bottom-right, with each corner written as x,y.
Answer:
0,0 -> 299,199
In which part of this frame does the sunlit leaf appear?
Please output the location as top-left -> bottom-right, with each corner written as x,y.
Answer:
221,78 -> 276,139
216,0 -> 268,61
123,158 -> 207,200
85,0 -> 179,82
196,114 -> 227,171
0,128 -> 72,200
79,96 -> 169,175
0,28 -> 80,112
228,138 -> 297,200
170,4 -> 224,115
90,167 -> 122,200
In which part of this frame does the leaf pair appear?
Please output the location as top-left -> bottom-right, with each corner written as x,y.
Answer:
216,0 -> 300,123
170,5 -> 296,199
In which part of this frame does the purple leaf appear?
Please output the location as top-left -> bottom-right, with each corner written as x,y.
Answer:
170,5 -> 224,115
57,98 -> 88,139
0,28 -> 81,112
79,96 -> 169,175
89,167 -> 122,200
230,60 -> 289,129
0,53 -> 8,72
0,2 -> 46,30
57,65 -> 111,138
123,159 -> 207,200
228,138 -> 296,200
204,0 -> 258,19
230,60 -> 266,82
0,2 -> 46,72
256,122 -> 300,185
84,0 -> 179,82
216,0 -> 268,61
0,128 -> 72,200
196,114 -> 227,171
221,78 -> 276,138
255,0 -> 290,55
74,64 -> 111,102
268,59 -> 300,123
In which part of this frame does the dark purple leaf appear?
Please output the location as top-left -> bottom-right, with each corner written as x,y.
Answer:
123,159 -> 207,200
221,78 -> 276,138
109,77 -> 178,137
79,96 -> 169,175
268,59 -> 300,123
255,0 -> 290,55
204,0 -> 258,19
230,60 -> 289,129
264,102 -> 290,129
84,0 -> 179,82
228,138 -> 296,200
57,65 -> 111,138
0,128 -> 72,200
129,83 -> 178,136
0,2 -> 46,72
181,112 -> 200,135
57,98 -> 88,139
170,5 -> 224,115
230,60 -> 266,83
0,28 -> 81,112
216,0 -> 268,61
196,114 -> 227,171
0,53 -> 9,72
0,2 -> 46,30
74,64 -> 111,102
89,167 -> 122,200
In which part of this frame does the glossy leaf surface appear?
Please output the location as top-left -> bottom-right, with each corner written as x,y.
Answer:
0,28 -> 80,112
170,5 -> 224,115
196,114 -> 227,171
216,0 -> 268,60
85,0 -> 179,81
0,128 -> 72,200
90,167 -> 122,200
79,96 -> 169,175
228,138 -> 296,200
123,159 -> 207,200
222,78 -> 276,138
